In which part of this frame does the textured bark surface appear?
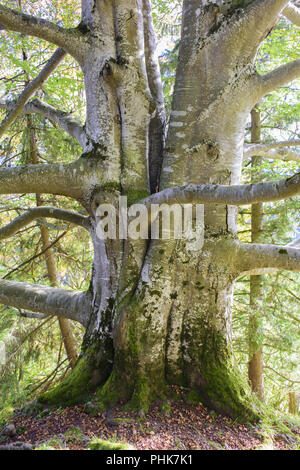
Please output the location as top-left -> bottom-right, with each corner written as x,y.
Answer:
41,0 -> 271,420
0,0 -> 299,422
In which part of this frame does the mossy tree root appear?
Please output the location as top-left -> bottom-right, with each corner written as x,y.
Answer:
184,347 -> 262,422
87,370 -> 172,416
38,339 -> 113,407
187,368 -> 261,424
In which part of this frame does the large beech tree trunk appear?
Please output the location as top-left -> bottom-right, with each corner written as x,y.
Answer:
0,0 -> 300,422
39,0 -> 276,420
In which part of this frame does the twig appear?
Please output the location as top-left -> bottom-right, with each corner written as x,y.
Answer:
2,230 -> 68,279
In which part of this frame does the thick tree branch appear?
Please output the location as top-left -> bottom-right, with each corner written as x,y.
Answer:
247,0 -> 289,17
0,98 -> 87,149
225,0 -> 289,55
282,2 -> 300,26
253,59 -> 300,99
0,206 -> 91,240
0,279 -> 90,327
0,48 -> 66,139
244,141 -> 300,162
235,242 -> 300,275
0,157 -> 101,201
0,4 -> 86,61
143,173 -> 300,206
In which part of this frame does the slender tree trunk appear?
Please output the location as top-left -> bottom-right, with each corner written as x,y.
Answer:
27,116 -> 78,368
288,391 -> 297,415
36,211 -> 79,369
248,106 -> 264,400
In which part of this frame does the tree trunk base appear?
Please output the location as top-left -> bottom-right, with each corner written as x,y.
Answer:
38,365 -> 260,424
186,372 -> 260,423
39,336 -> 113,406
86,370 -> 172,417
38,276 -> 261,423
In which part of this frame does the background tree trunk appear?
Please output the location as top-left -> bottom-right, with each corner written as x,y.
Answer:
288,391 -> 297,415
27,115 -> 78,369
248,106 -> 265,400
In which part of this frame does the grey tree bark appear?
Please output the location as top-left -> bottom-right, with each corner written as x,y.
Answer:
0,0 -> 299,421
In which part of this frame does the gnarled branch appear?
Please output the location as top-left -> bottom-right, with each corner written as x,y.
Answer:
0,206 -> 91,240
0,48 -> 66,139
0,279 -> 91,327
244,141 -> 300,162
26,99 -> 87,149
235,242 -> 300,276
144,173 -> 300,206
0,4 -> 86,61
0,98 -> 87,149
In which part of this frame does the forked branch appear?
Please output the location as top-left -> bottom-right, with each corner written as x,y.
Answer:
0,48 -> 66,139
0,4 -> 86,61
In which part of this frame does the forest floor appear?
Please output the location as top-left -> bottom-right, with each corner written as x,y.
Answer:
1,390 -> 299,450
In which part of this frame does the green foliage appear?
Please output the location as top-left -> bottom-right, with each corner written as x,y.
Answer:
65,425 -> 85,443
0,0 -> 88,414
88,437 -> 135,451
0,405 -> 14,427
35,436 -> 67,450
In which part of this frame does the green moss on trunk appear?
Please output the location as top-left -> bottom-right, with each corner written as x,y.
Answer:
184,326 -> 260,422
39,336 -> 113,406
